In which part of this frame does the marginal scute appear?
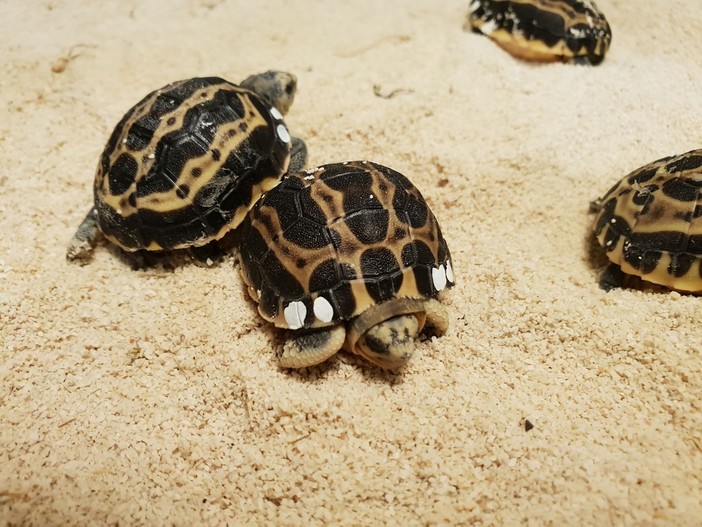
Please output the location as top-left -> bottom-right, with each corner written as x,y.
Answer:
592,148 -> 702,292
261,253 -> 306,299
331,281 -> 357,319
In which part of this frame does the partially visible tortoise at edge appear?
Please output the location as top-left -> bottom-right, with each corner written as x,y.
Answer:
465,0 -> 612,65
591,148 -> 702,293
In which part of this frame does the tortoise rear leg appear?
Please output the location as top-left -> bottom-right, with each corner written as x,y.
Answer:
190,240 -> 225,266
598,263 -> 626,291
66,206 -> 101,261
422,298 -> 449,337
277,325 -> 346,368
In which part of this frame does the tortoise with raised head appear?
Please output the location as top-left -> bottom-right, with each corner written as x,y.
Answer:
67,71 -> 307,263
591,148 -> 702,292
465,0 -> 612,65
238,160 -> 454,369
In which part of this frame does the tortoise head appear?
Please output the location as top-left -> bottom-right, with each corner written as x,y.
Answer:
346,298 -> 430,370
240,70 -> 297,115
354,314 -> 421,370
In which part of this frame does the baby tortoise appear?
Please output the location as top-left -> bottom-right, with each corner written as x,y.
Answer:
591,148 -> 702,292
67,71 -> 306,263
238,161 -> 455,369
465,0 -> 612,65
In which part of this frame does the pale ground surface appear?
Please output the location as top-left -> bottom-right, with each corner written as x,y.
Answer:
1,1 -> 701,525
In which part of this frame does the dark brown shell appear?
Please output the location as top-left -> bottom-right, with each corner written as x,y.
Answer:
93,77 -> 291,252
238,161 -> 454,329
592,148 -> 702,292
467,0 -> 612,65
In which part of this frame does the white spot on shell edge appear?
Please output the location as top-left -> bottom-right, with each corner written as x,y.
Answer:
445,260 -> 454,284
276,124 -> 290,144
269,106 -> 283,120
313,297 -> 334,323
284,301 -> 306,330
478,18 -> 499,35
432,265 -> 447,292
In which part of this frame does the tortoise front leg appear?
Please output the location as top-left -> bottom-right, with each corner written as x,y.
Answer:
66,206 -> 101,261
277,325 -> 346,369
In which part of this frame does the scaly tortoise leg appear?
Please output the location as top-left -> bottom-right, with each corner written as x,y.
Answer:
66,206 -> 101,261
277,324 -> 346,369
598,263 -> 627,291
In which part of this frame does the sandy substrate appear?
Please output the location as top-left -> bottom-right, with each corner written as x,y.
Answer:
1,0 -> 701,524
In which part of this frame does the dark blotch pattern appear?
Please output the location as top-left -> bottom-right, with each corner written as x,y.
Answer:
345,210 -> 389,244
662,178 -> 701,202
284,218 -> 330,249
406,200 -> 428,228
299,188 -> 328,225
632,187 -> 656,207
366,273 -> 404,304
627,166 -> 661,186
622,243 -> 661,274
261,255 -> 305,299
360,247 -> 400,278
309,259 -> 340,291
108,154 -> 138,196
666,154 -> 702,173
669,253 -> 695,278
330,282 -> 356,319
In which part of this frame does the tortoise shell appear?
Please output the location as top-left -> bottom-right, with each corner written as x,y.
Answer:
94,76 -> 291,252
238,161 -> 454,330
466,0 -> 612,65
592,149 -> 702,292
